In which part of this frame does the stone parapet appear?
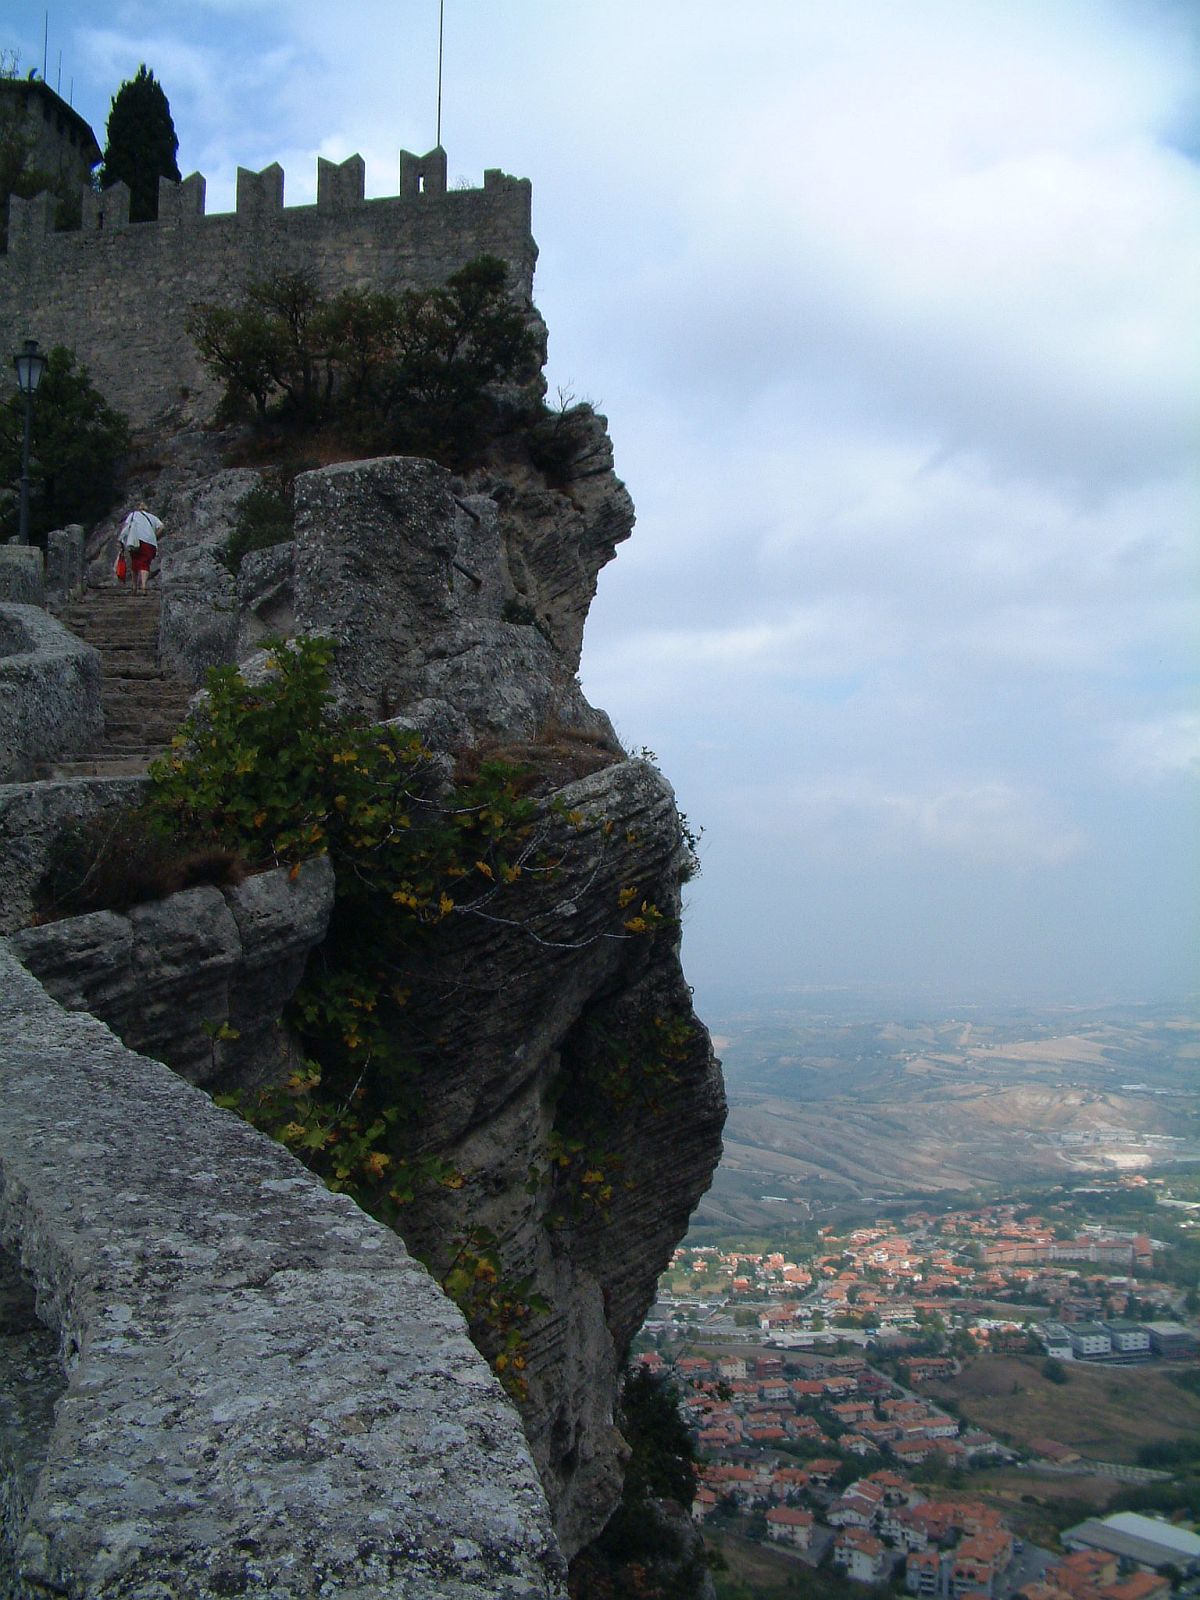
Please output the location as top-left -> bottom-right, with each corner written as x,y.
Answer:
0,942 -> 566,1598
0,604 -> 102,782
0,548 -> 43,607
0,154 -> 536,428
44,525 -> 86,613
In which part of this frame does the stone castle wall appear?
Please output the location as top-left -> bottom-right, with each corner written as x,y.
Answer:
0,150 -> 535,427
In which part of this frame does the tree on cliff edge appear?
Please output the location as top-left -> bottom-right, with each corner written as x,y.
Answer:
100,65 -> 180,223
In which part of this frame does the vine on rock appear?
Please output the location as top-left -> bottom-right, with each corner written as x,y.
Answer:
141,637 -> 676,1399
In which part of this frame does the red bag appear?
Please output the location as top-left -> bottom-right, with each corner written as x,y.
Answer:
115,554 -> 128,582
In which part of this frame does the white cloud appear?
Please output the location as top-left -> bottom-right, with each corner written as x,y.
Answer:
1112,714 -> 1200,782
728,775 -> 1088,869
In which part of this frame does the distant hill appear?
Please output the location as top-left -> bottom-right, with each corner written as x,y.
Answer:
695,997 -> 1200,1229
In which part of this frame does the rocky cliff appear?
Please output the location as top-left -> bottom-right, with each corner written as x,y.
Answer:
23,416 -> 726,1564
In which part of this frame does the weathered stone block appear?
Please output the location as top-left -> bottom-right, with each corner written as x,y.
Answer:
158,544 -> 237,687
235,540 -> 294,660
44,525 -> 85,613
0,775 -> 146,934
0,549 -> 43,607
0,944 -> 565,1597
293,456 -> 458,721
0,605 -> 102,783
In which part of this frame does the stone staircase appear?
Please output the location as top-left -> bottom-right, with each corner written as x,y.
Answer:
44,587 -> 194,778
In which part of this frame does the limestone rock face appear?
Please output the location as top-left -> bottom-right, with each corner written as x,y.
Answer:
10,857 -> 334,1087
147,411 -> 635,740
31,434 -> 720,1562
292,457 -> 460,721
258,456 -> 719,1554
380,758 -> 726,1555
158,542 -> 237,687
235,540 -> 295,660
489,406 -> 636,670
290,455 -> 624,747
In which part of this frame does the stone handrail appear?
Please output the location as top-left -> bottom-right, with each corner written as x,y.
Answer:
0,942 -> 565,1597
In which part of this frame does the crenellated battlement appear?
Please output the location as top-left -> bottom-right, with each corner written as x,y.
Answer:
0,148 -> 536,426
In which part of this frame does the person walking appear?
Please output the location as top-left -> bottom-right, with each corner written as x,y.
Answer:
116,505 -> 164,595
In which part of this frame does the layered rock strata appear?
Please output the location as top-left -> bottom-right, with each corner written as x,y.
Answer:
11,856 -> 334,1088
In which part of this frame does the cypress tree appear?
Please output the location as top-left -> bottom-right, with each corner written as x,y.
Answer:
100,64 -> 180,223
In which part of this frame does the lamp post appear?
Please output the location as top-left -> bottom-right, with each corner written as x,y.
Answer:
13,339 -> 48,546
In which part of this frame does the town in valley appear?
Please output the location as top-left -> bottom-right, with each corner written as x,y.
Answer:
641,997 -> 1200,1600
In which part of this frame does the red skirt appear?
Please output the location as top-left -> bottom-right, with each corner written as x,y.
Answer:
131,540 -> 156,573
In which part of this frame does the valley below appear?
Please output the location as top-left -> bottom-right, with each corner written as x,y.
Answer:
692,994 -> 1200,1231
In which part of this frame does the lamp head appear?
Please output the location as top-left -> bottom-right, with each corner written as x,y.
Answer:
13,340 -> 48,397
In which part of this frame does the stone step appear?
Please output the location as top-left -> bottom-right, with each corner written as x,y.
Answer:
55,586 -> 191,773
104,723 -> 185,739
69,618 -> 160,632
104,711 -> 187,732
103,696 -> 191,714
103,684 -> 191,704
102,735 -> 175,751
67,611 -> 160,629
40,753 -> 161,779
71,625 -> 161,641
73,640 -> 162,657
102,682 -> 189,701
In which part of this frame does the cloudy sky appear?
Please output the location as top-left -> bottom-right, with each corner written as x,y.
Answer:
9,1 -> 1198,1009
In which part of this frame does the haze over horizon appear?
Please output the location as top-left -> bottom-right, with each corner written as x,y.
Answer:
7,0 -> 1197,1009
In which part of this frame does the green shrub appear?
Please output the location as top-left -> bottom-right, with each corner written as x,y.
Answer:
144,638 -> 568,1396
188,255 -> 540,468
223,483 -> 293,574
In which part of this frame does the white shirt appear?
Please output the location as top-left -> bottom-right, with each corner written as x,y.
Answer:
120,509 -> 163,549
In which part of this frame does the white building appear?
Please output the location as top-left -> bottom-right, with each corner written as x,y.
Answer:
1038,1321 -> 1073,1360
1066,1323 -> 1112,1359
1103,1320 -> 1151,1354
766,1507 -> 814,1549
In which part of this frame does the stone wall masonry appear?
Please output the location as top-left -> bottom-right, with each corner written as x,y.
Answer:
0,155 -> 536,428
0,604 -> 102,783
0,942 -> 566,1598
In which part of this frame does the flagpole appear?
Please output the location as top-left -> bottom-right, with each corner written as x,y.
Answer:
436,0 -> 444,148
